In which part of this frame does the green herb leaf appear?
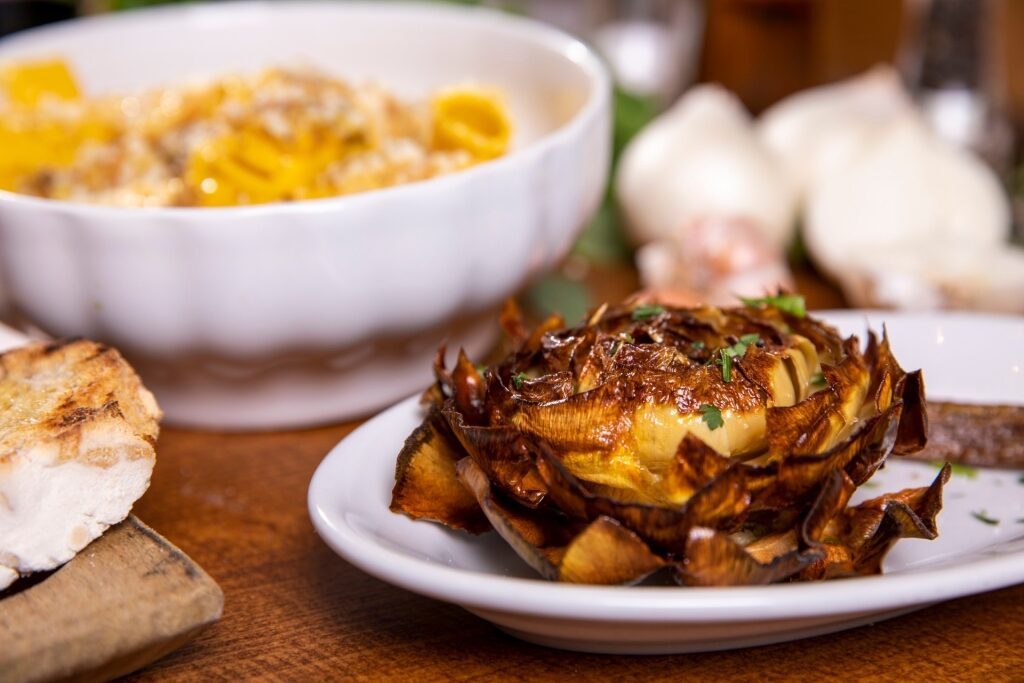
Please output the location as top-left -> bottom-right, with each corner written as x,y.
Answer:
971,510 -> 1000,526
609,340 -> 622,357
623,333 -> 635,344
700,404 -> 724,431
474,363 -> 489,376
631,304 -> 665,321
931,461 -> 977,479
739,333 -> 760,346
731,336 -> 759,357
512,372 -> 527,390
739,293 -> 807,318
719,349 -> 733,383
810,371 -> 826,388
691,340 -> 705,350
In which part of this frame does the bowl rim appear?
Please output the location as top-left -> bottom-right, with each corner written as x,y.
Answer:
0,0 -> 611,219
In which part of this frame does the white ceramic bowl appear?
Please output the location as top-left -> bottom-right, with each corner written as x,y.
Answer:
0,1 -> 611,429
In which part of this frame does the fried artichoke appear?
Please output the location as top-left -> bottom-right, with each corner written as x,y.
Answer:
390,300 -> 948,586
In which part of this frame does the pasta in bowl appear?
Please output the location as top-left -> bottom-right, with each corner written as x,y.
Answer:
0,61 -> 512,207
0,1 -> 610,428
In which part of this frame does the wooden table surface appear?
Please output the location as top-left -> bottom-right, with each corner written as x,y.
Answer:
127,268 -> 1024,682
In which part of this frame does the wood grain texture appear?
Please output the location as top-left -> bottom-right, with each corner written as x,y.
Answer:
123,420 -> 1024,682
119,272 -> 1023,681
0,516 -> 223,683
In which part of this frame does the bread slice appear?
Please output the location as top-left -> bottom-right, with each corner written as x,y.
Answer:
0,340 -> 161,589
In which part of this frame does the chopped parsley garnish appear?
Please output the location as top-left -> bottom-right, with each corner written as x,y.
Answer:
475,363 -> 488,376
700,404 -> 724,431
712,334 -> 759,382
970,510 -> 999,526
691,340 -> 705,350
739,333 -> 760,346
931,461 -> 977,479
725,335 -> 759,358
631,304 -> 665,321
511,372 -> 527,390
718,349 -> 733,383
623,333 -> 635,343
810,371 -> 826,388
740,293 -> 807,318
609,340 -> 622,357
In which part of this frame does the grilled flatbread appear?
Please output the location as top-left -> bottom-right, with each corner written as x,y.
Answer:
0,340 -> 161,590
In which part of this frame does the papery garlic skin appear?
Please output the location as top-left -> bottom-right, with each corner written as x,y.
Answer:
833,244 -> 1024,315
758,66 -> 914,197
805,116 -> 1018,313
616,85 -> 798,249
806,118 -> 1008,276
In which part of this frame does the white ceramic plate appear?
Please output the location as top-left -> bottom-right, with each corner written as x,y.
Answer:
308,311 -> 1024,654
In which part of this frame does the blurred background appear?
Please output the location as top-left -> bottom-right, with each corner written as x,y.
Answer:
3,0 -> 1023,322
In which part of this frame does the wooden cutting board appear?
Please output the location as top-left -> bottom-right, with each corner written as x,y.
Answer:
0,515 -> 223,683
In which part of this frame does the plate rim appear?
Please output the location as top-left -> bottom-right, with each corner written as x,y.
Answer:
308,310 -> 1024,624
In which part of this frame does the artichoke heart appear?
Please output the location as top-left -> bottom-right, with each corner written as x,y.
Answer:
390,301 -> 943,586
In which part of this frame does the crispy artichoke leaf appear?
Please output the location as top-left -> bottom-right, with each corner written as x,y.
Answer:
893,370 -> 928,455
451,349 -> 487,424
840,463 -> 951,575
679,527 -> 819,587
679,468 -> 855,586
390,408 -> 489,533
510,385 -> 627,452
457,458 -> 663,585
799,468 -> 857,546
750,403 -> 902,509
661,434 -> 734,505
456,457 -> 569,579
864,329 -> 927,456
557,516 -> 666,585
536,446 -> 750,555
499,298 -> 530,344
444,407 -> 548,507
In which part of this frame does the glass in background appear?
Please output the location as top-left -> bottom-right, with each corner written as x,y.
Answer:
484,0 -> 704,107
900,0 -> 1015,178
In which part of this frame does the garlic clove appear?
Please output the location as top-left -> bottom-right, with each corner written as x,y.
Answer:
835,243 -> 1024,314
616,85 -> 798,249
804,115 -> 1009,290
757,65 -> 914,197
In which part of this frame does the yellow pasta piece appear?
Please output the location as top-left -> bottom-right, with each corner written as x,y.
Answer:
0,59 -> 80,107
187,126 -> 344,206
431,87 -> 511,160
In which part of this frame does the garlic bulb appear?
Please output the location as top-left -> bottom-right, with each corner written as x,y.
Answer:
833,243 -> 1024,314
805,116 -> 1018,313
757,66 -> 914,198
616,85 -> 798,249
